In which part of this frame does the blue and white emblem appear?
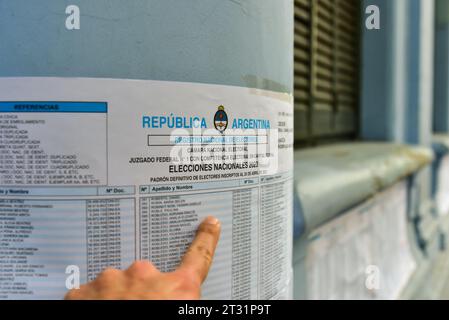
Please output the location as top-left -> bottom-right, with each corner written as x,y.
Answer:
214,105 -> 228,133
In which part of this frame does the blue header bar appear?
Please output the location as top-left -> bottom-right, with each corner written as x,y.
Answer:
0,102 -> 107,113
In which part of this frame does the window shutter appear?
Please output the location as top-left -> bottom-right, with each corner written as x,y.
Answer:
294,0 -> 360,146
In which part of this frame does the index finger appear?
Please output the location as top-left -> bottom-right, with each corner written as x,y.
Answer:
177,216 -> 221,285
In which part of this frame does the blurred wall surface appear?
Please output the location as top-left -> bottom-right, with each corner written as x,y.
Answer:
292,0 -> 449,300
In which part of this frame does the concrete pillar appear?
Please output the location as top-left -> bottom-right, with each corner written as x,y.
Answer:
361,0 -> 434,145
360,0 -> 436,254
0,0 -> 293,94
360,0 -> 408,142
434,0 -> 449,133
406,0 -> 434,147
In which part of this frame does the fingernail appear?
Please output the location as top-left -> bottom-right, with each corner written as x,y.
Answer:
204,216 -> 220,225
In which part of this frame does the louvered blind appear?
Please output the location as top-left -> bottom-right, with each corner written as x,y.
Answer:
294,0 -> 360,146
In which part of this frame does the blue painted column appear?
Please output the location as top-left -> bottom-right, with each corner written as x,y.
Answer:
0,0 -> 293,94
360,0 -> 408,142
405,1 -> 435,224
405,0 -> 434,147
434,0 -> 449,133
361,0 -> 436,257
361,0 -> 434,146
